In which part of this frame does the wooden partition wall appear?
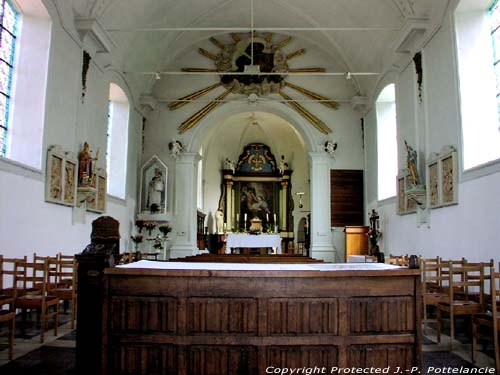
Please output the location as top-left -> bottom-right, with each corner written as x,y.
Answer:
102,264 -> 422,374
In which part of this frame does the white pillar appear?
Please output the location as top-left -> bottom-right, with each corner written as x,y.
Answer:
170,152 -> 200,259
309,152 -> 334,262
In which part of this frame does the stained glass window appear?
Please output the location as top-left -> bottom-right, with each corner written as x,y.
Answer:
491,0 -> 500,120
0,0 -> 18,157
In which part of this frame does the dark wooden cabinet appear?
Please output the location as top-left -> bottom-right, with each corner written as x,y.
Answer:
331,170 -> 364,227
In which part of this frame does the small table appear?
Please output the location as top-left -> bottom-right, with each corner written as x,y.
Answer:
226,234 -> 282,254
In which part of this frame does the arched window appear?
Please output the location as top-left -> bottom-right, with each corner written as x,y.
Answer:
455,0 -> 500,170
0,0 -> 19,157
376,84 -> 398,201
107,83 -> 129,199
0,0 -> 51,169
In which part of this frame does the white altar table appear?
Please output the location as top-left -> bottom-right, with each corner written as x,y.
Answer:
226,233 -> 282,254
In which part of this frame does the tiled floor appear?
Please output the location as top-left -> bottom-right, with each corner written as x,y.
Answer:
0,321 -> 497,374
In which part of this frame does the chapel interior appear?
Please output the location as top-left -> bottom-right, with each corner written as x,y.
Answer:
1,0 -> 500,373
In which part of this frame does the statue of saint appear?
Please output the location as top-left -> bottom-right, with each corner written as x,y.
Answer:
147,168 -> 164,212
78,142 -> 98,187
405,140 -> 419,186
215,209 -> 224,234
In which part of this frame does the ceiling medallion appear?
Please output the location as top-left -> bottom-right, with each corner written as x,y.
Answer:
170,32 -> 338,135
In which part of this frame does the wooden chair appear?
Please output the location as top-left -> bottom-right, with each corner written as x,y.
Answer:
437,262 -> 485,350
472,265 -> 500,373
0,255 -> 29,298
14,259 -> 59,343
421,258 -> 448,334
462,259 -> 494,303
0,260 -> 17,360
48,254 -> 77,329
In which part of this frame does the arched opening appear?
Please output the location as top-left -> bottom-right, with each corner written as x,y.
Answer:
107,83 -> 130,199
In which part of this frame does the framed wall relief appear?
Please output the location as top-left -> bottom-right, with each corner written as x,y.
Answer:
140,155 -> 168,214
397,174 -> 405,215
426,146 -> 458,209
86,168 -> 107,213
440,147 -> 458,206
426,153 -> 439,209
45,145 -> 77,206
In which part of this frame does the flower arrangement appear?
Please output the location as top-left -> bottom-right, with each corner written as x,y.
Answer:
135,219 -> 145,233
144,220 -> 157,235
130,234 -> 143,251
158,223 -> 172,238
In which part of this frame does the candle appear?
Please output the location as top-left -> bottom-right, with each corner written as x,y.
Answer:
237,213 -> 240,223
266,213 -> 269,222
244,213 -> 247,222
274,213 -> 276,223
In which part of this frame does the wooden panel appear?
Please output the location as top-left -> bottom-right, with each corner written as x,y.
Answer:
267,346 -> 338,368
110,344 -> 178,375
268,298 -> 338,335
349,297 -> 415,334
110,296 -> 177,333
102,266 -> 422,374
187,298 -> 257,334
330,170 -> 364,227
348,345 -> 415,369
188,346 -> 257,375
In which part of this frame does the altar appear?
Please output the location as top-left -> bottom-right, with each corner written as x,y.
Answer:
226,233 -> 282,254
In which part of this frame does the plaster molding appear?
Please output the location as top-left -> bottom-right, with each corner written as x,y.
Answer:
75,17 -> 115,54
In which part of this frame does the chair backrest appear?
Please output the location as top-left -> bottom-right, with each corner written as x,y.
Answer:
15,259 -> 51,296
445,261 -> 485,305
54,253 -> 76,286
491,267 -> 500,338
1,255 -> 27,290
421,257 -> 448,293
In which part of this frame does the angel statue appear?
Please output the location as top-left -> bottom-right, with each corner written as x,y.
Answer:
324,141 -> 338,158
168,140 -> 183,159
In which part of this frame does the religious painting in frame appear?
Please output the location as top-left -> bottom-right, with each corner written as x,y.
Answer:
235,181 -> 279,230
440,148 -> 458,206
45,145 -> 77,206
139,155 -> 168,214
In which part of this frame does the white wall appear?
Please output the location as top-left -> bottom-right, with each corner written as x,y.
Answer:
0,3 -> 141,258
365,11 -> 500,263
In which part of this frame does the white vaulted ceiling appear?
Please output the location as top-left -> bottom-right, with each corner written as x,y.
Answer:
68,0 -> 451,100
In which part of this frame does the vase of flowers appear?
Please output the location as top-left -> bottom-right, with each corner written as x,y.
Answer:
135,219 -> 145,233
158,223 -> 172,238
144,220 -> 157,236
130,234 -> 143,252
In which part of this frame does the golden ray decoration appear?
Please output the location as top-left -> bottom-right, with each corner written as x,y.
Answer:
288,68 -> 326,73
264,33 -> 273,44
181,68 -> 219,72
209,37 -> 225,50
198,48 -> 218,61
279,91 -> 332,134
168,82 -> 223,110
178,90 -> 231,134
286,49 -> 306,60
273,36 -> 293,50
284,81 -> 339,110
230,33 -> 241,42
